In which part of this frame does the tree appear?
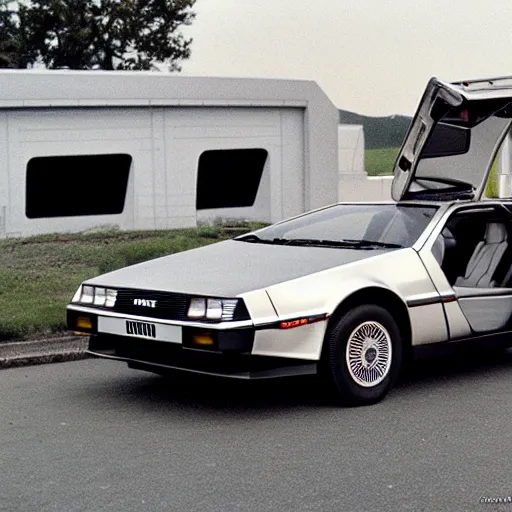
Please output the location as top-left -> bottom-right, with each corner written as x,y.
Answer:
1,0 -> 196,70
0,1 -> 23,67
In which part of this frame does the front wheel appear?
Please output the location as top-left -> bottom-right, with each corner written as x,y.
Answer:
323,304 -> 403,406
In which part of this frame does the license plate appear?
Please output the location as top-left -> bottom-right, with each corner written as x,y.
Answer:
126,320 -> 156,338
98,316 -> 182,343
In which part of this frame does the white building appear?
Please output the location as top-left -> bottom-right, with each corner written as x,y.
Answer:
499,134 -> 512,197
0,69 -> 340,237
336,124 -> 393,202
338,124 -> 365,175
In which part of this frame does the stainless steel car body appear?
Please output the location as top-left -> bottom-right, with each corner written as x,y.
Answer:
67,75 -> 512,382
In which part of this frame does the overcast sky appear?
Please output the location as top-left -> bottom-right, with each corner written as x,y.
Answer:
181,0 -> 512,116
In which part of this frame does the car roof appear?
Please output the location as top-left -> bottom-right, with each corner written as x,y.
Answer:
450,76 -> 512,100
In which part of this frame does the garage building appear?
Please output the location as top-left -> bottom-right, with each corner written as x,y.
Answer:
0,70 -> 339,237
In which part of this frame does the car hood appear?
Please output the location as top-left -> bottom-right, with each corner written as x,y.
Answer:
86,239 -> 395,297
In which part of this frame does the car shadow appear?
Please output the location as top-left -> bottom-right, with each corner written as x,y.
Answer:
75,348 -> 512,414
398,347 -> 512,388
100,370 -> 325,414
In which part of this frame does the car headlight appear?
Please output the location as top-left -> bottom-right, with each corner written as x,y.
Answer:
187,298 -> 239,321
71,285 -> 118,308
206,299 -> 223,320
93,287 -> 106,306
188,298 -> 206,319
81,285 -> 94,304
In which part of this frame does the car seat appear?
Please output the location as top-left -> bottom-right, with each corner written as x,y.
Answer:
454,222 -> 508,288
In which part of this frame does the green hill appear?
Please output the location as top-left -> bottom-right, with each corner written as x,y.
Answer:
339,109 -> 412,149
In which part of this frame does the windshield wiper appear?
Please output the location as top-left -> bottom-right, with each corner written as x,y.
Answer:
236,236 -> 318,246
272,238 -> 403,249
236,235 -> 317,245
236,235 -> 403,249
339,239 -> 404,249
236,233 -> 265,243
275,238 -> 348,247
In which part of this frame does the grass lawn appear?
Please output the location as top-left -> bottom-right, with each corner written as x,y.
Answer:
0,223 -> 264,341
365,147 -> 399,176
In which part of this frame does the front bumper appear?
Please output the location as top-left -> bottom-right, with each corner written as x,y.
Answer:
67,307 -> 318,379
88,334 -> 317,379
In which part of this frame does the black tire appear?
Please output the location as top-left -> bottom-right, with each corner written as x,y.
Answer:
322,304 -> 403,406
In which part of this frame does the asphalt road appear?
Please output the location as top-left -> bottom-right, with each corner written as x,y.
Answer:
2,353 -> 512,512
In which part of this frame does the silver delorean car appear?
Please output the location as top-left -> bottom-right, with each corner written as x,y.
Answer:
68,76 -> 512,406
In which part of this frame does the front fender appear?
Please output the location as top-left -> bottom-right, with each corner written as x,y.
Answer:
264,249 -> 430,318
262,249 -> 448,347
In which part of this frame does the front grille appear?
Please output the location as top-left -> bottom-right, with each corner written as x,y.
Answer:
82,287 -> 252,322
112,288 -> 189,321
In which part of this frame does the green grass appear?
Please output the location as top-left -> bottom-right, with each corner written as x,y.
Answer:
0,223 -> 266,341
485,152 -> 500,199
365,147 -> 399,176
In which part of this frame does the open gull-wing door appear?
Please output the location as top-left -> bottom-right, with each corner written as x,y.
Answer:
392,76 -> 512,201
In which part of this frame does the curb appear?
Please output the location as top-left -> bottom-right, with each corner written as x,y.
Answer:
0,335 -> 91,369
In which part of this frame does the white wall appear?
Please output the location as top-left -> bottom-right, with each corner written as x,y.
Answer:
0,105 -> 312,237
498,134 -> 512,197
0,71 -> 341,238
338,174 -> 393,202
5,109 -> 140,237
0,70 -> 340,214
338,125 -> 365,174
195,108 -> 305,224
0,114 -> 8,236
337,124 -> 393,202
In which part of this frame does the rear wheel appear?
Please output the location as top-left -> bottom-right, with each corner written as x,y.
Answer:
323,304 -> 403,406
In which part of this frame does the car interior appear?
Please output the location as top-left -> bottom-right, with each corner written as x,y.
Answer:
433,206 -> 512,289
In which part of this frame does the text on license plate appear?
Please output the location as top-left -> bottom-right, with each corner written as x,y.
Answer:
126,320 -> 156,338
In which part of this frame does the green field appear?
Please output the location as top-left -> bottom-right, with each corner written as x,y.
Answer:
365,147 -> 399,176
365,147 -> 500,198
0,224 -> 264,341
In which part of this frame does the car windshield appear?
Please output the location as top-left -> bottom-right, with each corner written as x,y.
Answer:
236,204 -> 438,249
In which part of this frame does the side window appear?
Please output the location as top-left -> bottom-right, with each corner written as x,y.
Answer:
432,208 -> 512,288
196,149 -> 268,210
26,154 -> 132,218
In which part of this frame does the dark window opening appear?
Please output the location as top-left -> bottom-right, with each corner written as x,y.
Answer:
196,148 -> 268,209
26,153 -> 132,219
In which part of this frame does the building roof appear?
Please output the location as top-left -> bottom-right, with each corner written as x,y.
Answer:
0,69 -> 335,110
